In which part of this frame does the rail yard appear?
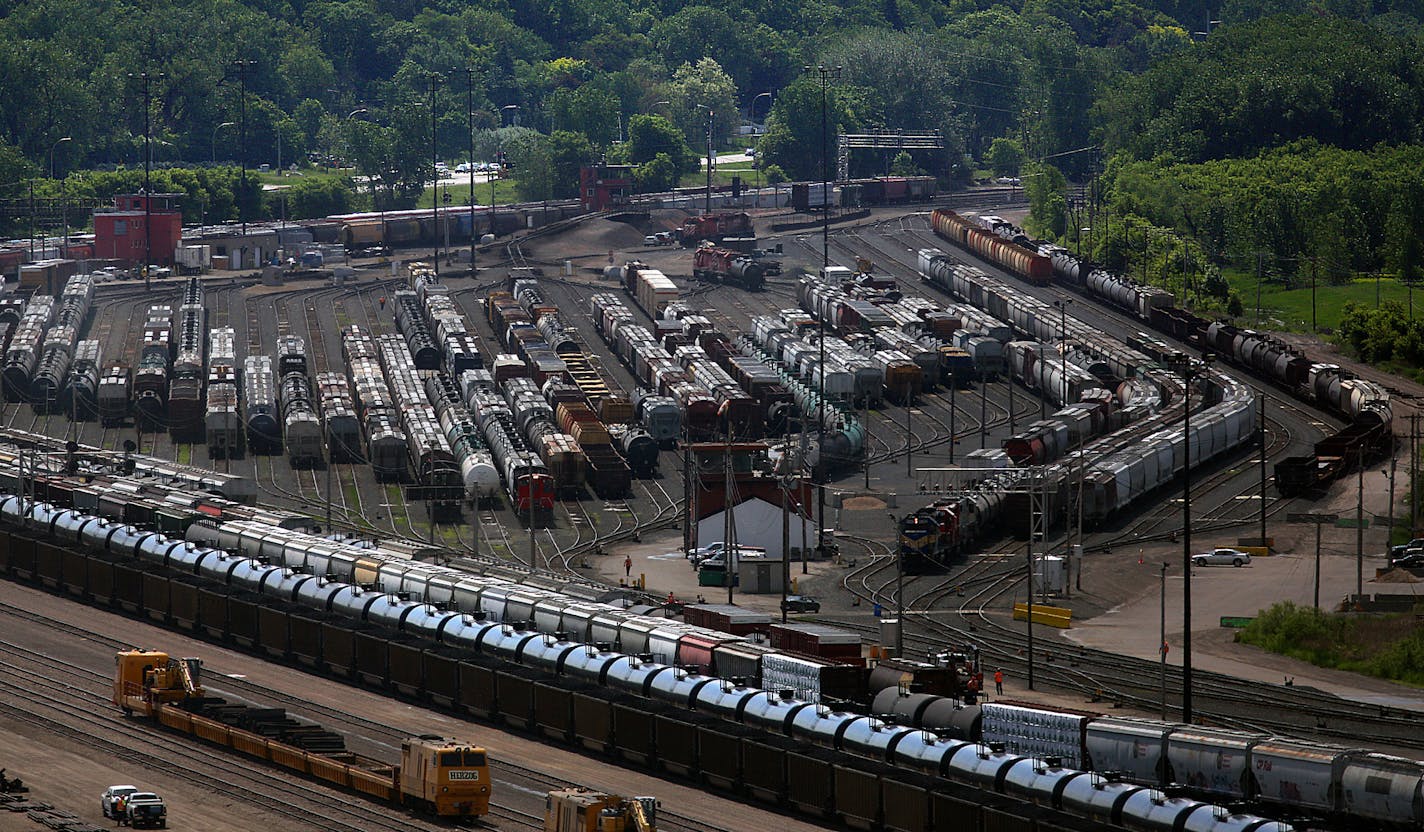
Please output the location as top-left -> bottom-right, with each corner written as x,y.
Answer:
1,193 -> 1422,832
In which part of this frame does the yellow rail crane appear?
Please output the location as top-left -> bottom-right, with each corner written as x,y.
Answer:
545,788 -> 658,831
113,649 -> 491,818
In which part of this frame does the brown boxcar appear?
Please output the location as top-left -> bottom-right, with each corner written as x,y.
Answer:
421,647 -> 464,708
653,711 -> 699,777
611,696 -> 658,765
786,746 -> 838,818
571,689 -> 615,752
35,541 -> 63,588
354,626 -> 391,686
387,636 -> 425,697
141,572 -> 169,621
457,658 -> 499,718
289,612 -> 325,668
319,617 -> 358,677
196,585 -> 229,639
85,554 -> 116,605
834,761 -> 883,831
61,547 -> 89,596
169,576 -> 202,630
494,666 -> 540,729
257,603 -> 292,659
227,592 -> 260,647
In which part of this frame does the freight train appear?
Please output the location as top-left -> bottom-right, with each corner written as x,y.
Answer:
116,649 -> 492,818
874,693 -> 1423,832
0,500 -> 1313,832
902,247 -> 1257,550
134,304 -> 172,432
692,245 -> 766,290
927,208 -> 1392,494
169,278 -> 207,440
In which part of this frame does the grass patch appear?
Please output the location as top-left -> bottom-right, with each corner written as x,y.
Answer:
1238,601 -> 1424,686
418,179 -> 521,210
383,484 -> 409,527
1221,268 -> 1422,334
177,444 -> 191,465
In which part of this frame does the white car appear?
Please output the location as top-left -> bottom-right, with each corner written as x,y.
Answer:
688,541 -> 726,562
1192,548 -> 1251,567
102,785 -> 139,819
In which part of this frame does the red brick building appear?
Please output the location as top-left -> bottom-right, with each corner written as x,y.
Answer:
579,165 -> 634,211
93,192 -> 183,266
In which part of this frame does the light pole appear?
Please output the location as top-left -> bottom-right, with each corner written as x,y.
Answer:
1053,298 -> 1072,580
695,104 -> 714,214
211,122 -> 235,165
1169,350 -> 1214,724
230,59 -> 254,245
1077,226 -> 1091,259
889,513 -> 904,657
808,64 -> 840,568
459,68 -> 477,275
426,73 -> 443,279
50,137 -> 72,258
492,105 -> 519,241
751,92 -> 771,208
1159,561 -> 1168,720
127,70 -> 166,288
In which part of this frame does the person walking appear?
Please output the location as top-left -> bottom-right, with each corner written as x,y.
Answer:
994,668 -> 1004,695
624,555 -> 632,577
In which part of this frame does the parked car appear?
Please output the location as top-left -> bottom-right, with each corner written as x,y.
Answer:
1389,552 -> 1424,569
125,792 -> 166,829
1192,548 -> 1251,567
1390,538 -> 1424,559
782,595 -> 820,613
101,785 -> 138,819
688,541 -> 727,562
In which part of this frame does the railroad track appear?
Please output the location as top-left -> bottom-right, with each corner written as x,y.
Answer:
0,632 -> 449,832
0,598 -> 734,832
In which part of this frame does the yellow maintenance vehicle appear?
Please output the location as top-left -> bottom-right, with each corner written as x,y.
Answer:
114,650 -> 491,818
545,788 -> 658,831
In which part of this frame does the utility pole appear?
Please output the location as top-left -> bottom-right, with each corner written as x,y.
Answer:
428,72 -> 442,279
809,64 -> 840,570
129,70 -> 165,289
1357,444 -> 1365,598
704,107 -> 714,214
461,67 -> 477,277
781,480 -> 790,623
948,380 -> 956,464
232,60 -> 254,246
1260,393 -> 1268,547
1159,561 -> 1168,720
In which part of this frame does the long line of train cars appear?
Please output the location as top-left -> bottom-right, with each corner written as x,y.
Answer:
0,496 -> 1342,832
927,208 -> 1392,494
898,247 -> 1258,570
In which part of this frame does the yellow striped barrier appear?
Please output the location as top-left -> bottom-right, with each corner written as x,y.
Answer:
1013,602 -> 1072,629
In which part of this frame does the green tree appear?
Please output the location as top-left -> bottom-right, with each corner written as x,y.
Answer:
546,84 -> 619,147
545,130 -> 593,199
271,177 -> 354,219
634,152 -> 679,193
626,115 -> 694,174
987,138 -> 1024,177
1023,162 -> 1067,237
890,151 -> 924,176
759,76 -> 862,182
664,58 -> 739,152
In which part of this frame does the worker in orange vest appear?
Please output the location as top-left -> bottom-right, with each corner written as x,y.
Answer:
379,296 -> 387,309
624,556 -> 632,577
666,591 -> 676,605
995,668 -> 1004,695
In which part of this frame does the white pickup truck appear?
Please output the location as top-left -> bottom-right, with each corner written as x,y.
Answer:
126,792 -> 167,829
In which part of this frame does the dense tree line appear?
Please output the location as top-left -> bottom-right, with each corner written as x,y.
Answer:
2,0 -> 1423,234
